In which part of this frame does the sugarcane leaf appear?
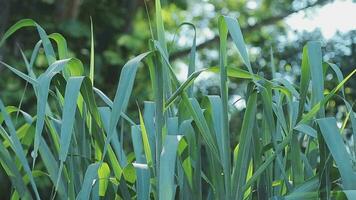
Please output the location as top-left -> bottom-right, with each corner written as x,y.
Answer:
317,117 -> 356,190
76,163 -> 100,200
159,135 -> 182,200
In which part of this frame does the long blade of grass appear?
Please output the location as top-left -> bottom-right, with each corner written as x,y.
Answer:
90,18 -> 95,84
294,124 -> 317,138
232,92 -> 257,199
0,99 -> 40,199
159,135 -> 182,200
317,117 -> 356,189
104,52 -> 151,158
165,69 -> 205,108
187,98 -> 220,161
155,0 -> 172,101
138,108 -> 154,170
221,16 -> 252,74
59,76 -> 85,162
218,16 -> 231,199
0,61 -> 37,85
98,162 -> 110,196
131,125 -> 150,200
170,22 -> 197,97
0,137 -> 30,198
38,137 -> 67,199
299,69 -> 356,124
143,101 -> 156,165
76,163 -> 100,200
33,58 -> 83,165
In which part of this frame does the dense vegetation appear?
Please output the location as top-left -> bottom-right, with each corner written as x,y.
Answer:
0,0 -> 355,199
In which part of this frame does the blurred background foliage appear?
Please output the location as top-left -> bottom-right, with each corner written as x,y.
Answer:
1,0 -> 355,106
0,1 -> 355,195
1,0 -> 355,132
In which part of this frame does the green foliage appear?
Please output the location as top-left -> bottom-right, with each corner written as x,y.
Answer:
0,0 -> 355,199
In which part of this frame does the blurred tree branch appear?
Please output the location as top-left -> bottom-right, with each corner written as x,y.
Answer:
170,0 -> 327,60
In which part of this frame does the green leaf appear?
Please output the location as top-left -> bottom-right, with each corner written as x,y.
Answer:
99,107 -> 128,166
138,109 -> 153,168
76,163 -> 100,200
155,0 -> 167,54
202,96 -> 224,162
38,137 -> 67,199
0,61 -> 37,85
143,101 -> 156,164
0,19 -> 36,46
220,16 -> 252,73
299,69 -> 356,124
294,124 -> 317,138
317,118 -> 356,190
165,69 -> 205,108
218,16 -> 232,198
59,76 -> 85,162
208,66 -> 261,80
285,176 -> 319,198
187,98 -> 220,162
123,163 -> 137,184
232,92 -> 257,199
49,33 -> 68,59
297,45 -> 310,121
0,138 -> 30,198
23,19 -> 56,64
0,106 -> 33,125
307,41 -> 324,109
131,125 -> 150,200
177,136 -> 193,189
1,19 -> 56,64
98,162 -> 110,196
90,17 -> 95,84
104,52 -> 151,158
0,99 -> 40,199
159,135 -> 182,200
80,78 -> 102,126
33,58 -> 82,164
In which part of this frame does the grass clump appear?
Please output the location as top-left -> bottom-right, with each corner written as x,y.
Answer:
0,0 -> 355,199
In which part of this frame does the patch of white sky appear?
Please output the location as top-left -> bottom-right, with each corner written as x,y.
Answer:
286,0 -> 356,39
